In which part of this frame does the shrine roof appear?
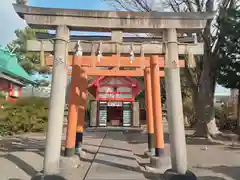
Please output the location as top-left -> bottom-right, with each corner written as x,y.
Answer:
88,76 -> 140,88
0,47 -> 36,85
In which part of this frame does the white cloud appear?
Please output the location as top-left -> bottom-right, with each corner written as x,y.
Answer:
0,0 -> 26,46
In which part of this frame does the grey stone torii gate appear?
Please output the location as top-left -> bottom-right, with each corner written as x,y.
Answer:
13,2 -> 214,179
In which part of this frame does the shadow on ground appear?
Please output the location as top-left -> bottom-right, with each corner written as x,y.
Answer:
2,129 -> 239,180
80,155 -> 162,180
197,176 -> 228,180
2,153 -> 39,176
0,136 -> 46,179
0,135 -> 67,156
0,136 -> 45,153
31,175 -> 67,180
122,130 -> 224,146
195,165 -> 240,180
82,148 -> 136,160
224,145 -> 240,151
8,174 -> 68,180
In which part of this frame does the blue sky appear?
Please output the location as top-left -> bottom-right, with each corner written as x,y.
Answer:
30,0 -> 111,10
0,0 -> 112,46
30,0 -> 112,37
0,0 -> 231,95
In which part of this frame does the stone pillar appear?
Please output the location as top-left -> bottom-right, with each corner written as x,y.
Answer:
75,67 -> 88,153
111,30 -> 123,42
163,28 -> 189,178
43,25 -> 69,175
40,41 -> 45,67
64,55 -> 81,157
132,102 -> 140,127
144,67 -> 155,155
90,101 -> 98,127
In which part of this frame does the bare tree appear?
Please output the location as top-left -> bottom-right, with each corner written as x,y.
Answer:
103,0 -> 235,139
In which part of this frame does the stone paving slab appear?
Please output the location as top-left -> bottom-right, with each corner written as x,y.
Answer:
0,132 -> 107,180
84,131 -> 146,180
0,131 -> 146,180
60,131 -> 107,180
124,131 -> 240,180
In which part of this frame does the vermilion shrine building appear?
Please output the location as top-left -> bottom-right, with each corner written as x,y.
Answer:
0,47 -> 35,102
88,76 -> 142,127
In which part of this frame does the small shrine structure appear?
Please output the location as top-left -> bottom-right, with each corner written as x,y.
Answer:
0,47 -> 35,102
88,76 -> 142,127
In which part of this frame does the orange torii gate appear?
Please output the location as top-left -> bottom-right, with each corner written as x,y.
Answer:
46,54 -> 185,158
46,55 -> 185,76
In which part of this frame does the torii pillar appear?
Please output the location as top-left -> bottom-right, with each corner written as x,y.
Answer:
163,29 -> 195,179
43,25 -> 69,175
144,67 -> 154,155
64,49 -> 87,157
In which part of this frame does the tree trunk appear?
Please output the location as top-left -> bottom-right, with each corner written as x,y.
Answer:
194,85 -> 220,137
233,94 -> 238,119
192,86 -> 201,124
237,89 -> 240,127
194,53 -> 221,138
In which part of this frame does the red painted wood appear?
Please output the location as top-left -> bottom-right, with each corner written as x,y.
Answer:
99,84 -> 133,87
0,78 -> 22,103
100,92 -> 132,94
88,76 -> 142,101
96,98 -> 134,102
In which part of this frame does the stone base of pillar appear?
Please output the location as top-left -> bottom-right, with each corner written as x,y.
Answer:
144,148 -> 155,157
150,156 -> 171,169
75,147 -> 82,154
31,174 -> 67,180
74,147 -> 86,158
64,148 -> 75,157
164,169 -> 197,180
145,155 -> 171,174
60,155 -> 81,169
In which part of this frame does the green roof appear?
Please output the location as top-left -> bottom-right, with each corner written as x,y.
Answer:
0,72 -> 24,86
0,47 -> 35,84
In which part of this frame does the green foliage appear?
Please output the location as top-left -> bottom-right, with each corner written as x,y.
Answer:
217,6 -> 240,89
215,104 -> 237,131
0,92 -> 7,100
35,79 -> 50,87
135,69 -> 191,104
0,97 -> 49,136
7,27 -> 48,74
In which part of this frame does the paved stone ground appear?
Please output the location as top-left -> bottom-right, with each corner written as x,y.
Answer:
125,130 -> 240,180
0,128 -> 240,180
84,131 -> 145,180
0,130 -> 147,180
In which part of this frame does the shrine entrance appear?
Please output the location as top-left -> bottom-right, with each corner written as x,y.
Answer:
106,102 -> 124,126
14,2 -> 211,176
100,102 -> 125,126
88,76 -> 141,127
